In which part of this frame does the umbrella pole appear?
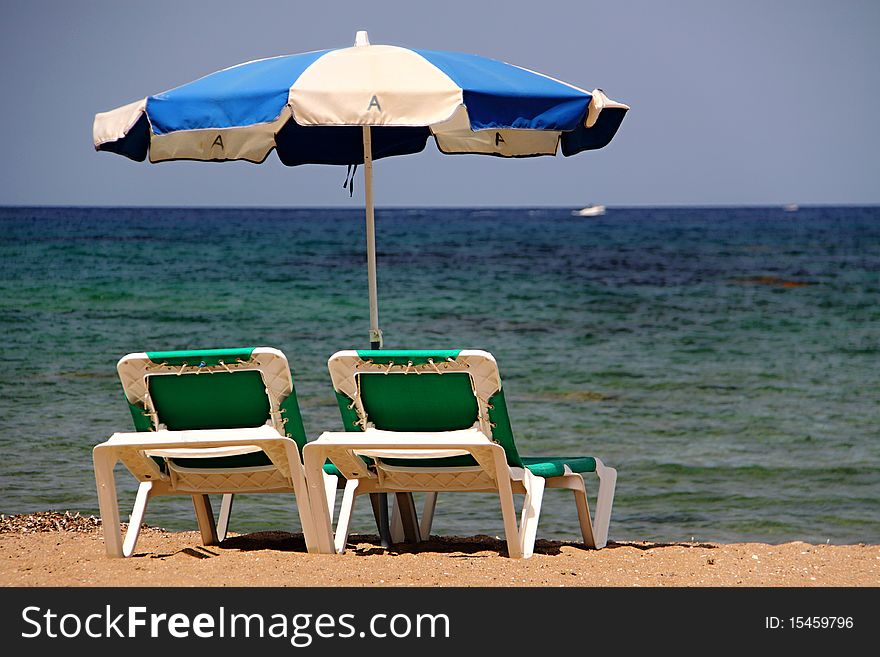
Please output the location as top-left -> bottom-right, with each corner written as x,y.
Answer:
362,127 -> 420,547
363,126 -> 382,350
363,125 -> 393,549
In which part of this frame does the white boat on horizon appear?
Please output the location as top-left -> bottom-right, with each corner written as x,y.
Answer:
572,204 -> 606,217
784,203 -> 799,212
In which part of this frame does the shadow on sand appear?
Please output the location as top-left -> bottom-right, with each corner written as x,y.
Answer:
215,531 -> 719,557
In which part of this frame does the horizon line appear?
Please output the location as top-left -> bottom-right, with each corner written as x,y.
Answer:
2,203 -> 879,210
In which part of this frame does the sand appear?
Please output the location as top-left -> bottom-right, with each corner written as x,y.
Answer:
1,513 -> 878,587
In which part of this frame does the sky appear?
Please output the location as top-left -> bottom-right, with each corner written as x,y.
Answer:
1,0 -> 878,207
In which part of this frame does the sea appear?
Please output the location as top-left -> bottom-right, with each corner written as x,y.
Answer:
1,206 -> 877,545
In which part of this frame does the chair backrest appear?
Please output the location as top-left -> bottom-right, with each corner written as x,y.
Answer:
117,347 -> 308,452
328,349 -> 523,467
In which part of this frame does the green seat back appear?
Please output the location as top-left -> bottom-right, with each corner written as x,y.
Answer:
122,348 -> 308,468
359,373 -> 478,431
148,371 -> 270,430
333,350 -> 523,468
145,348 -> 256,367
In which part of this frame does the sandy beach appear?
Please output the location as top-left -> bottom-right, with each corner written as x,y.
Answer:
1,513 -> 877,587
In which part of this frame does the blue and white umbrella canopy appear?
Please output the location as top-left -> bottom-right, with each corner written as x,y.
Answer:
94,31 -> 627,165
94,31 -> 628,348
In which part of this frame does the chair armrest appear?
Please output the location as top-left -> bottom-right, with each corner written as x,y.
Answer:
96,425 -> 286,451
94,425 -> 299,483
310,427 -> 494,451
304,428 -> 506,480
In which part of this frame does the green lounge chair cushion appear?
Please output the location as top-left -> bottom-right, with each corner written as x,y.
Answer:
146,348 -> 255,367
356,350 -> 462,365
338,350 -> 524,468
169,452 -> 274,469
170,452 -> 343,478
359,372 -> 478,432
125,347 -> 309,470
148,371 -> 270,431
520,455 -> 597,477
377,455 -> 596,478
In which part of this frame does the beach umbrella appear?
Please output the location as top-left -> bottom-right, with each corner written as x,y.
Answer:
93,30 -> 628,349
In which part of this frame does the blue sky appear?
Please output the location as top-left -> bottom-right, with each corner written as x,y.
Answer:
1,0 -> 878,206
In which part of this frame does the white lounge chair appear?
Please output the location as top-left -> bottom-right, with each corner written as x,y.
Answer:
93,347 -> 329,557
303,349 -> 617,559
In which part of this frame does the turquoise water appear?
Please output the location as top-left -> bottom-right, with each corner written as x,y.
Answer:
1,206 -> 878,544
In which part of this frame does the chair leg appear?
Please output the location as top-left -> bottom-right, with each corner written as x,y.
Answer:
334,479 -> 360,553
302,447 -> 335,554
92,447 -> 124,558
121,481 -> 153,557
191,494 -> 219,546
570,475 -> 597,548
390,497 -> 404,543
370,493 -> 392,548
419,492 -> 438,541
278,443 -> 320,554
217,494 -> 234,542
592,460 -> 618,549
394,492 -> 421,543
496,474 -> 523,559
323,473 -> 338,523
519,471 -> 545,559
